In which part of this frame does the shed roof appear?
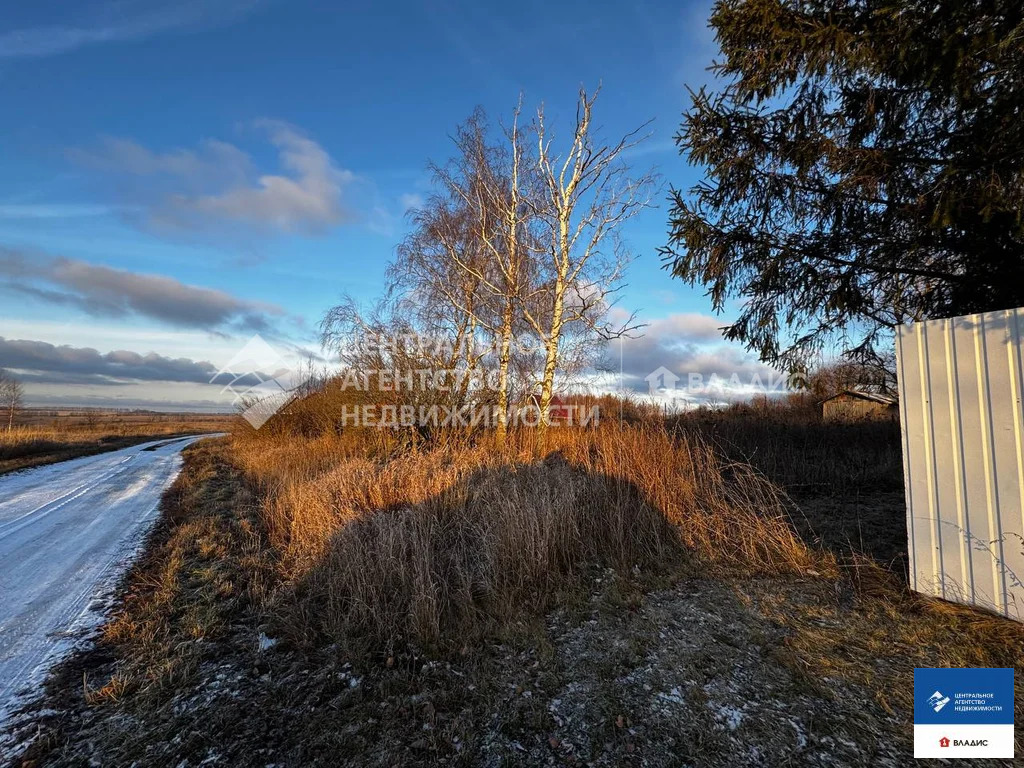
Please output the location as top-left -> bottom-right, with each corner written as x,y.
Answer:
819,389 -> 898,406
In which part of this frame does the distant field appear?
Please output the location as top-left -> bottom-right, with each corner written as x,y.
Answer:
0,410 -> 236,474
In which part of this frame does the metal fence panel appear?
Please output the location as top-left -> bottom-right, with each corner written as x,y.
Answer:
896,308 -> 1024,620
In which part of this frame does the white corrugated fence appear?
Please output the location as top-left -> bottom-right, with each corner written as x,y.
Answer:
896,308 -> 1024,621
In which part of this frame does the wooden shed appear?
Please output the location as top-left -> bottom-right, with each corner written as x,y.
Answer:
820,389 -> 898,422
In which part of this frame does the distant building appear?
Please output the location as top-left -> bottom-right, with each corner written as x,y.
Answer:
820,389 -> 898,422
527,393 -> 572,422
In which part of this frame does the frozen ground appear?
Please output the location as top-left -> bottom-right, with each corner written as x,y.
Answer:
0,435 -> 210,737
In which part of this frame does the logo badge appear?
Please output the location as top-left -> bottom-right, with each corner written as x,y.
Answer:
914,668 -> 1014,759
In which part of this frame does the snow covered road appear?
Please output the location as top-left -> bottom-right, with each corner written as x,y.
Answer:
0,435 -> 212,729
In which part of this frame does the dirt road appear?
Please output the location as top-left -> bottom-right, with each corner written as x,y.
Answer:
0,435 -> 210,730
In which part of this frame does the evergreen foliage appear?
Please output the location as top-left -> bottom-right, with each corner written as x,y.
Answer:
663,0 -> 1024,367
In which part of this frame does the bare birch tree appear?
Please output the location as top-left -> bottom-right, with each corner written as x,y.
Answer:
0,369 -> 24,432
323,183 -> 491,419
527,88 -> 655,441
391,195 -> 491,400
430,107 -> 539,445
320,91 -> 655,445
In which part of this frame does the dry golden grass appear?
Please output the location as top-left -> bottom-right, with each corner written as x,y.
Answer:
669,400 -> 904,495
229,422 -> 828,653
0,413 -> 235,473
90,438 -> 276,700
222,408 -> 1024,728
746,557 -> 1024,744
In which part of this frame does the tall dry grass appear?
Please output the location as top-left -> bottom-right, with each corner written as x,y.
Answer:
0,415 -> 235,473
669,401 -> 904,494
230,421 -> 827,652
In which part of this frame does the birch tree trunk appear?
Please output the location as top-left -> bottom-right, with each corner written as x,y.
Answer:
527,87 -> 654,447
495,295 -> 515,444
536,274 -> 565,444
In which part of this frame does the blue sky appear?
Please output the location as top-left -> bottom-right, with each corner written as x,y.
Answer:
0,0 -> 776,409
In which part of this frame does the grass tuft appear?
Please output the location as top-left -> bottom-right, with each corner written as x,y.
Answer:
231,423 -> 828,653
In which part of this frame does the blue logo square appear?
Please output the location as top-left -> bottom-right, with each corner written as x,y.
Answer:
914,668 -> 1014,725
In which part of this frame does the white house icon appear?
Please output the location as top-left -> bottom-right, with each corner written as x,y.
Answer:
645,366 -> 680,395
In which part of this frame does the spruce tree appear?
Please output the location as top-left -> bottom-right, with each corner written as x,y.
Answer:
663,0 -> 1024,368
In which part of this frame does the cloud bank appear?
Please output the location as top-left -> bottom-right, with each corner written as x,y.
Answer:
608,312 -> 782,402
0,337 -> 216,386
0,250 -> 283,334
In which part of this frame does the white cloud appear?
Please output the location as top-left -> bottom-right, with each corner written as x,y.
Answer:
0,328 -> 323,410
604,311 -> 782,403
399,193 -> 425,213
71,136 -> 253,189
0,0 -> 268,59
0,204 -> 120,219
71,121 -> 353,237
169,121 -> 354,234
0,317 -> 318,373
